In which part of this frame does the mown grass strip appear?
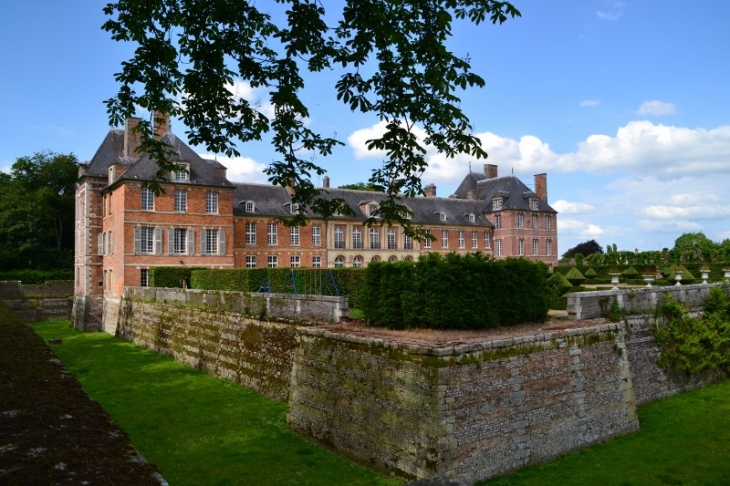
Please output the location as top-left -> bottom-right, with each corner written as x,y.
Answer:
31,321 -> 402,486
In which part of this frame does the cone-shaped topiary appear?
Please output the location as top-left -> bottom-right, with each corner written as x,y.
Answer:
584,267 -> 598,278
547,271 -> 573,296
622,266 -> 639,278
564,267 -> 586,286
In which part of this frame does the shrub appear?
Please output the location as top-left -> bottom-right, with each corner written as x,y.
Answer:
622,266 -> 639,278
564,267 -> 586,286
0,269 -> 73,284
547,272 -> 572,310
584,267 -> 598,278
149,267 -> 205,288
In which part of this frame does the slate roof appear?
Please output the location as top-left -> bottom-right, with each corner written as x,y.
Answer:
82,128 -> 234,189
233,183 -> 493,227
454,172 -> 557,214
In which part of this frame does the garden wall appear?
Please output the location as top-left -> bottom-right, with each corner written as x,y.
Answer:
0,280 -> 73,323
288,323 -> 639,482
566,283 -> 717,320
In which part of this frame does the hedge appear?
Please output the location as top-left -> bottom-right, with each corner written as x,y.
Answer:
0,269 -> 73,284
360,253 -> 550,329
149,267 -> 205,288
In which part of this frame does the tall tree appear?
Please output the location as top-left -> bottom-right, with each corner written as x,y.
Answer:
103,0 -> 520,236
562,239 -> 603,259
0,152 -> 77,270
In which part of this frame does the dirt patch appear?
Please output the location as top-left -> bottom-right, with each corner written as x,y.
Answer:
0,311 -> 164,485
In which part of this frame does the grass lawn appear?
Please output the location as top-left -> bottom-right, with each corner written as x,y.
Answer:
31,321 -> 730,486
31,321 -> 403,486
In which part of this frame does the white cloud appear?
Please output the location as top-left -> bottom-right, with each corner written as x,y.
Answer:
197,154 -> 268,183
580,99 -> 600,107
596,11 -> 622,21
552,200 -> 596,214
558,219 -> 605,237
641,204 -> 730,220
636,100 -> 676,116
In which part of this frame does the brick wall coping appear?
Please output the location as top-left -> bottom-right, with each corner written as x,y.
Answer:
297,322 -> 621,357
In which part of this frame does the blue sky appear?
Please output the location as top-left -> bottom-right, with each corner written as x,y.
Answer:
2,1 -> 729,254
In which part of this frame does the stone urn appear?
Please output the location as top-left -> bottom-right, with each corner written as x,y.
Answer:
609,273 -> 621,290
642,274 -> 655,288
700,268 -> 710,284
724,268 -> 730,281
674,270 -> 683,286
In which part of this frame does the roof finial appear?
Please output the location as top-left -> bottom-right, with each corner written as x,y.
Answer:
468,161 -> 472,173
512,167 -> 514,175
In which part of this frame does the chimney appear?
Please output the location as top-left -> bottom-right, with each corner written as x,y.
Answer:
424,183 -> 437,197
124,117 -> 142,158
485,164 -> 498,179
153,111 -> 170,140
323,176 -> 330,188
534,173 -> 548,202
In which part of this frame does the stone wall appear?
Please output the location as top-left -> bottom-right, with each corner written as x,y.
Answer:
566,283 -> 717,320
117,288 -> 306,401
288,323 -> 639,482
0,281 -> 73,323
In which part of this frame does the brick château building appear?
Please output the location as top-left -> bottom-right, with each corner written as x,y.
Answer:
73,115 -> 558,330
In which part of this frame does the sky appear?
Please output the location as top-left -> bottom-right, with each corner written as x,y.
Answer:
1,1 -> 729,254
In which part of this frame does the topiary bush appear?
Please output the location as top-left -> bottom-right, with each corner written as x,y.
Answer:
547,271 -> 572,310
564,267 -> 586,286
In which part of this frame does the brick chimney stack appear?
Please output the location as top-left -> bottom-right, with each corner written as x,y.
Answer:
323,176 -> 330,188
424,183 -> 437,197
123,117 -> 142,158
534,173 -> 548,202
153,111 -> 170,140
484,164 -> 498,179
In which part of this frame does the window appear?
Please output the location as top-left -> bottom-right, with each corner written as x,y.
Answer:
371,256 -> 381,263
172,228 -> 188,254
403,233 -> 413,250
471,231 -> 478,249
387,229 -> 396,250
244,201 -> 255,212
532,214 -> 538,229
424,229 -> 432,249
484,231 -> 491,249
174,164 -> 189,181
496,239 -> 503,256
334,256 -> 345,268
312,225 -> 321,246
202,229 -> 225,255
174,190 -> 187,212
458,230 -> 465,249
369,204 -> 379,217
492,197 -> 503,211
441,230 -> 449,248
352,256 -> 363,268
246,223 -> 256,245
206,192 -> 218,213
290,255 -> 300,267
518,238 -> 524,256
545,215 -> 552,230
352,227 -> 362,249
290,226 -> 300,246
469,213 -> 475,223
439,212 -> 446,222
267,255 -> 278,268
267,223 -> 278,245
533,238 -> 539,256
370,228 -> 380,249
291,203 -> 300,214
140,269 -> 149,288
529,198 -> 539,211
334,226 -> 345,249
517,213 -> 524,229
141,188 -> 154,210
246,255 -> 257,268
312,255 -> 321,268
388,256 -> 398,263
546,239 -> 553,256
495,214 -> 502,229
139,227 -> 154,254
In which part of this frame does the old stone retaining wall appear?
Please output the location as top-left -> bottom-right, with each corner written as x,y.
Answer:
0,280 -> 73,323
288,324 -> 639,482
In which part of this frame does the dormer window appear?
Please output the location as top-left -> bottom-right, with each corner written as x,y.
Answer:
174,164 -> 189,182
291,203 -> 300,214
439,212 -> 446,222
468,213 -> 475,223
244,200 -> 255,212
529,198 -> 538,211
400,207 -> 412,220
492,197 -> 503,211
369,204 -> 379,217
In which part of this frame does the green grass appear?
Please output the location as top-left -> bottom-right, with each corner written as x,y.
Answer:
31,321 -> 402,486
31,321 -> 730,486
481,380 -> 730,486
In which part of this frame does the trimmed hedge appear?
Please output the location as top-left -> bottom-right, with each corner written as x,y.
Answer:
149,267 -> 205,288
0,269 -> 73,284
360,253 -> 550,329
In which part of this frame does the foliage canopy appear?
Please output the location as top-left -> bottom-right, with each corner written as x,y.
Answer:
103,0 -> 520,235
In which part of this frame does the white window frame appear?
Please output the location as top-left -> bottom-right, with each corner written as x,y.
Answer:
441,230 -> 448,248
267,223 -> 278,245
484,231 -> 491,249
174,190 -> 187,212
173,228 -> 188,254
492,197 -> 503,211
496,239 -> 503,256
245,200 -> 255,212
458,230 -> 465,249
334,226 -> 345,249
246,255 -> 257,268
533,238 -> 539,256
471,231 -> 478,249
290,226 -> 300,246
387,228 -> 396,250
174,164 -> 189,181
370,228 -> 380,249
312,225 -> 321,246
439,212 -> 446,222
545,215 -> 552,230
312,255 -> 322,268
517,213 -> 524,229
532,213 -> 538,229
245,222 -> 256,245
206,192 -> 218,214
141,187 -> 154,210
352,256 -> 363,267
352,227 -> 362,249
403,233 -> 413,250
495,214 -> 502,229
518,238 -> 524,256
139,227 -> 154,254
529,198 -> 539,211
546,238 -> 553,256
290,255 -> 300,267
468,213 -> 475,223
334,256 -> 345,268
267,255 -> 278,268
424,229 -> 432,249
